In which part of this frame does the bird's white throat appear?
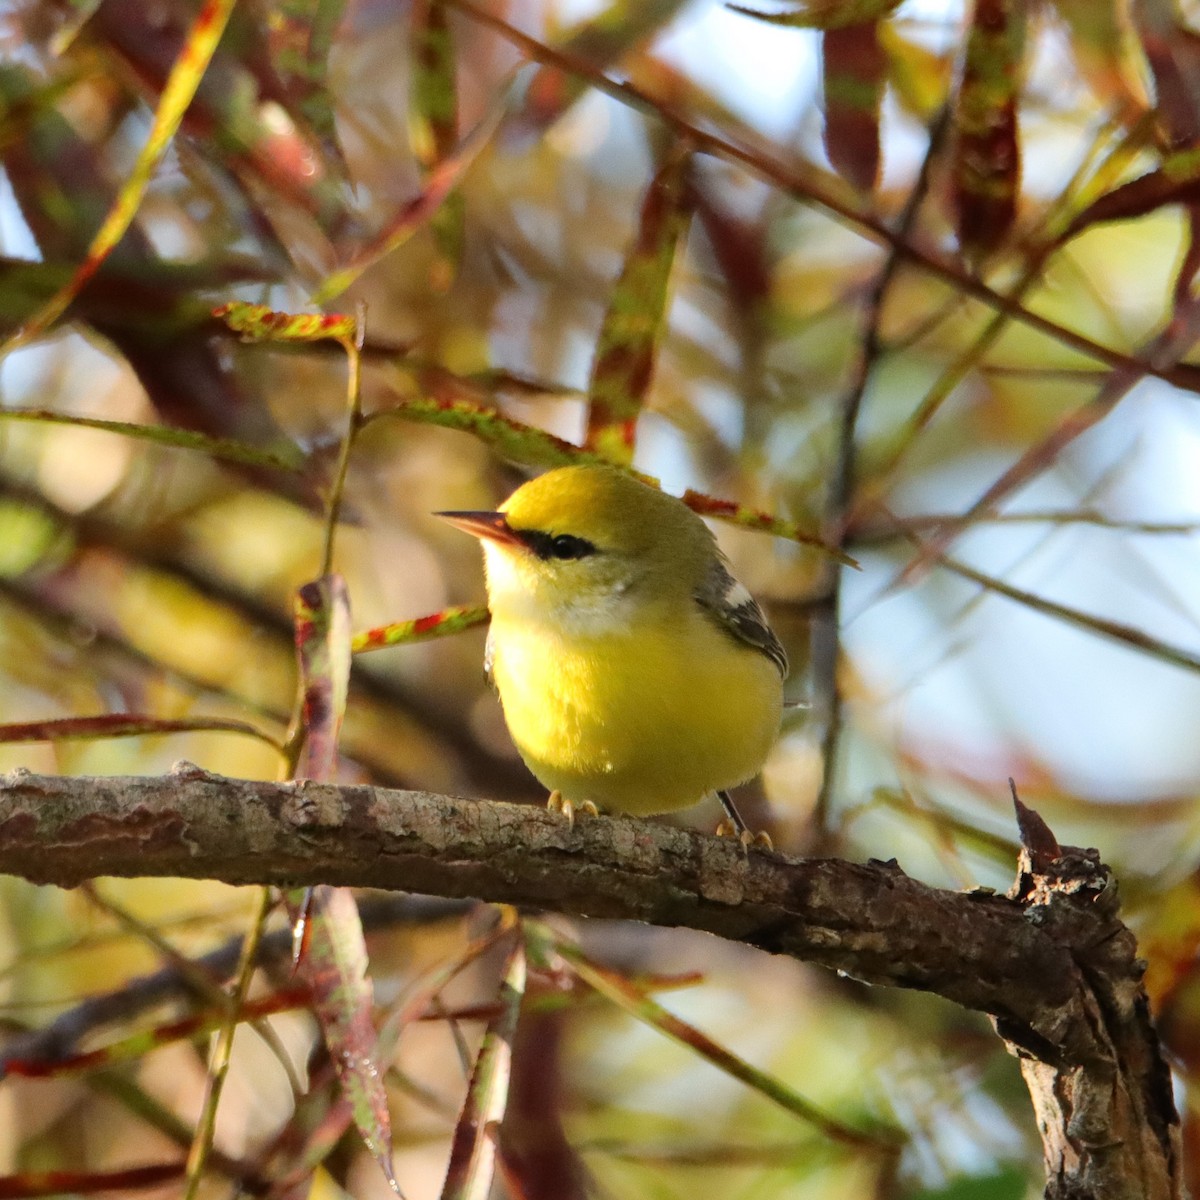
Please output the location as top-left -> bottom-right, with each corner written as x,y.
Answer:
482,543 -> 642,639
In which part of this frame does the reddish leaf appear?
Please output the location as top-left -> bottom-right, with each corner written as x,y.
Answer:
270,925 -> 514,1196
290,581 -> 400,1190
4,989 -> 309,1079
87,0 -> 352,238
293,575 -> 351,782
0,714 -> 280,749
1132,0 -> 1200,146
214,301 -> 357,345
586,151 -> 694,466
952,0 -> 1025,259
693,187 -> 772,314
0,1163 -> 185,1198
499,1010 -> 588,1200
682,488 -> 857,564
352,604 -> 490,654
0,69 -> 299,463
822,23 -> 886,192
0,69 -> 132,263
1065,148 -> 1200,237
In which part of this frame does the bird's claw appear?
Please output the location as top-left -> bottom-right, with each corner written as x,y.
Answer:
714,819 -> 773,851
546,791 -> 599,828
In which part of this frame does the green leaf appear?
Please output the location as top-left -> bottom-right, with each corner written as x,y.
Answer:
0,408 -> 303,470
364,397 -> 612,470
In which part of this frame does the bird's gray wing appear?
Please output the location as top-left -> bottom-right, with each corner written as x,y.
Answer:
693,555 -> 788,679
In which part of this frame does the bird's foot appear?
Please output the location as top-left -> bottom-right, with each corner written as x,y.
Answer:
714,819 -> 774,851
546,791 -> 599,829
715,788 -> 773,851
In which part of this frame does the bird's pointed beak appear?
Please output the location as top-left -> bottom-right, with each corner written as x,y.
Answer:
436,510 -> 525,547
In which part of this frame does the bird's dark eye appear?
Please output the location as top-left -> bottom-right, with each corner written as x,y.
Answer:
522,530 -> 597,561
548,533 -> 595,560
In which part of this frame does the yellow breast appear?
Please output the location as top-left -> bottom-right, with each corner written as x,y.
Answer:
489,609 -> 783,816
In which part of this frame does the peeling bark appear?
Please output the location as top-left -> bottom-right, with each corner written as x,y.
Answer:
0,767 -> 1181,1198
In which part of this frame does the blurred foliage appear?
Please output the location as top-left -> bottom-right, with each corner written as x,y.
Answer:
1,0 -> 1200,1195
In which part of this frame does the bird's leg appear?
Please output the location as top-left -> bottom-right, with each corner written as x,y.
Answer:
715,789 -> 773,850
546,790 -> 599,829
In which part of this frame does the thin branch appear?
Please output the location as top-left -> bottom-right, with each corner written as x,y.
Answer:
900,269 -> 1200,579
183,882 -> 270,1198
446,0 -> 1200,396
937,555 -> 1200,676
853,510 -> 1199,540
0,894 -> 467,1073
812,104 -> 951,831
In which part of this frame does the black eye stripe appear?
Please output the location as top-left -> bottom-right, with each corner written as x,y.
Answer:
520,530 -> 597,560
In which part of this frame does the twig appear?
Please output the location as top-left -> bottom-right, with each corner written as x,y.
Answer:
811,105 -> 952,831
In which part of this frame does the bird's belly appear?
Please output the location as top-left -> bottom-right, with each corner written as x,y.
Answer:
490,619 -> 782,815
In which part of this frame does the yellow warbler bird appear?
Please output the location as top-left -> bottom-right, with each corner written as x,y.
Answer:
438,464 -> 787,836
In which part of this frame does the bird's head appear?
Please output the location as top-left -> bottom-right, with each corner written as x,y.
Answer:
438,465 -> 714,633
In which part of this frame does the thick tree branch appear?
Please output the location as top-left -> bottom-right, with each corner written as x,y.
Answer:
0,767 -> 1181,1199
